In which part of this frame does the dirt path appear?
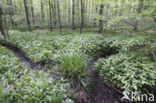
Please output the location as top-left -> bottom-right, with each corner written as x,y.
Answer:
0,41 -> 44,69
87,61 -> 130,103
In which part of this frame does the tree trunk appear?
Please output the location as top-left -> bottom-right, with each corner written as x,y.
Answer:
7,0 -> 17,26
49,0 -> 53,31
0,7 -> 7,37
153,16 -> 156,23
51,1 -> 55,28
31,0 -> 35,24
85,0 -> 88,24
134,0 -> 144,32
24,0 -> 31,32
105,4 -> 109,28
41,1 -> 45,23
134,20 -> 138,32
68,0 -> 71,23
77,0 -> 80,27
57,0 -> 62,32
80,0 -> 84,34
14,2 -> 17,14
53,0 -> 57,28
93,5 -> 98,28
152,51 -> 156,62
72,0 -> 75,30
98,2 -> 104,33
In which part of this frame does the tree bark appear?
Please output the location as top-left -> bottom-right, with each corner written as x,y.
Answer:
51,1 -> 55,28
85,0 -> 88,23
80,0 -> 84,34
53,0 -> 57,28
49,0 -> 53,31
68,0 -> 71,23
14,2 -> 17,14
24,0 -> 31,32
31,0 -> 35,24
72,0 -> 75,30
134,20 -> 138,32
93,5 -> 98,28
153,16 -> 156,23
152,51 -> 156,62
0,7 -> 7,37
41,0 -> 45,23
7,0 -> 17,26
134,0 -> 144,32
57,0 -> 62,32
77,0 -> 80,26
98,2 -> 104,33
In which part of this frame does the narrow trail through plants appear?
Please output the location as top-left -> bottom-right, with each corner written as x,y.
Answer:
84,61 -> 130,103
0,42 -> 45,69
0,42 -> 131,103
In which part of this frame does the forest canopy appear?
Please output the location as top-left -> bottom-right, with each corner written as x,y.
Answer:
0,0 -> 156,34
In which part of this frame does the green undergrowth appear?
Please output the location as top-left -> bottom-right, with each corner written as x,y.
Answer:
0,30 -> 156,102
59,53 -> 90,89
4,30 -> 150,63
0,46 -> 74,103
95,35 -> 156,96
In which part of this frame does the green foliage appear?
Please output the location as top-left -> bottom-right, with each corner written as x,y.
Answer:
95,34 -> 156,96
59,53 -> 89,87
0,30 -> 156,102
0,46 -> 74,102
95,50 -> 156,95
0,85 -> 5,102
2,31 -> 151,65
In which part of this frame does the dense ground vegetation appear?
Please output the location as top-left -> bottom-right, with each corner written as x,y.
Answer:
0,0 -> 156,102
0,43 -> 74,102
0,30 -> 156,102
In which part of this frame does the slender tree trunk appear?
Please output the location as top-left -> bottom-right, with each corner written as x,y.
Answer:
85,0 -> 88,25
134,20 -> 138,32
72,0 -> 75,30
24,0 -> 31,32
98,2 -> 104,33
105,4 -> 109,28
152,51 -> 156,62
80,0 -> 84,34
41,1 -> 45,23
88,0 -> 91,21
68,0 -> 71,23
51,1 -> 55,28
77,0 -> 80,27
53,0 -> 57,28
49,0 -> 53,31
7,0 -> 17,26
153,16 -> 156,23
134,0 -> 143,32
14,2 -> 17,14
0,7 -> 7,37
31,0 -> 35,24
57,0 -> 62,32
93,5 -> 98,28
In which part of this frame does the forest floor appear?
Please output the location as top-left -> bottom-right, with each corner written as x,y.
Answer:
0,30 -> 155,103
87,62 -> 126,103
1,41 -> 130,103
